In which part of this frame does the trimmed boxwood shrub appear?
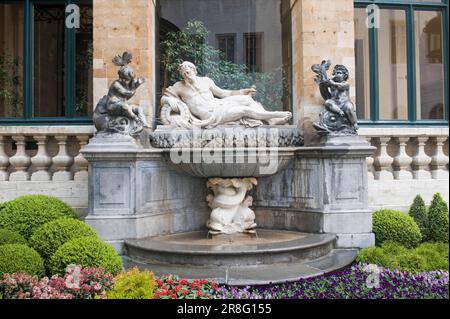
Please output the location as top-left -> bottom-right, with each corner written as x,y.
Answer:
29,218 -> 99,262
0,244 -> 45,278
427,193 -> 449,243
49,237 -> 122,276
409,195 -> 428,241
0,229 -> 27,246
373,209 -> 422,248
0,195 -> 78,239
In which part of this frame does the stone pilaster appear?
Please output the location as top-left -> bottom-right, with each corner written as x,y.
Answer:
292,0 -> 356,143
93,0 -> 156,126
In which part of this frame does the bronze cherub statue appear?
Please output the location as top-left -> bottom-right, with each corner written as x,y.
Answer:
312,60 -> 359,136
93,52 -> 150,136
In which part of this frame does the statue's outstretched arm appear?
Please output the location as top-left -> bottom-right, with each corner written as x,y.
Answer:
208,78 -> 233,98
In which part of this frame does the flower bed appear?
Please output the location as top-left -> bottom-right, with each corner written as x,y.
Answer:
0,265 -> 113,299
154,274 -> 219,299
215,264 -> 449,299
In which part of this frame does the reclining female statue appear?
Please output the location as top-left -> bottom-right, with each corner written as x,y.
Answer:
160,61 -> 292,129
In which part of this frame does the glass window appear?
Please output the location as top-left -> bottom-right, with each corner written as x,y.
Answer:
354,0 -> 448,123
158,0 -> 292,112
75,4 -> 93,117
217,34 -> 236,63
415,10 -> 445,120
354,7 -> 371,120
378,9 -> 408,120
33,4 -> 66,117
0,4 -> 24,118
0,0 -> 93,123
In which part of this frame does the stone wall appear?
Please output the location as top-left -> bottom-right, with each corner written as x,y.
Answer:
93,0 -> 156,126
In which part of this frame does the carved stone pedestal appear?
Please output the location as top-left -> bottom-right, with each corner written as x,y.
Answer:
206,178 -> 258,235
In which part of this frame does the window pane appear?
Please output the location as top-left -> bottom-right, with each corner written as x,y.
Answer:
158,0 -> 292,112
378,9 -> 408,120
33,5 -> 66,117
415,10 -> 445,120
354,7 -> 371,120
217,34 -> 236,63
0,4 -> 24,118
75,4 -> 93,117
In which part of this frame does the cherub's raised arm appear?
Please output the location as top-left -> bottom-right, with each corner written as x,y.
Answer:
329,80 -> 350,90
112,81 -> 134,98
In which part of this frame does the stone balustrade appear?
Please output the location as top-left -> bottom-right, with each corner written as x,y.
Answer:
359,128 -> 449,181
0,126 -> 93,182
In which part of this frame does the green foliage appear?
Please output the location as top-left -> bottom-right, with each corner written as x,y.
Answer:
427,193 -> 449,243
373,209 -> 422,248
49,237 -> 122,276
29,218 -> 98,263
356,241 -> 449,273
0,244 -> 45,278
160,20 -> 289,112
409,195 -> 428,241
0,195 -> 78,239
0,229 -> 27,246
107,267 -> 156,299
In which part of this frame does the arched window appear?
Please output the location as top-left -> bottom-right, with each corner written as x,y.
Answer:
156,0 -> 292,122
354,0 -> 448,124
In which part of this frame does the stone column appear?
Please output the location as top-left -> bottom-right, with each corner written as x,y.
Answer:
74,135 -> 89,181
393,137 -> 413,180
0,135 -> 9,181
30,135 -> 52,181
412,136 -> 431,180
93,0 -> 156,126
430,137 -> 449,179
292,0 -> 355,143
52,135 -> 73,181
9,135 -> 31,181
373,137 -> 393,180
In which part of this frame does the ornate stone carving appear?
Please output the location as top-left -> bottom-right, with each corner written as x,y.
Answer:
311,60 -> 359,136
160,61 -> 292,129
93,52 -> 150,137
206,178 -> 258,235
151,125 -> 304,149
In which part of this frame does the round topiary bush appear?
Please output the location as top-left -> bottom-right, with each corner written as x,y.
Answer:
373,209 -> 422,248
0,244 -> 45,278
0,195 -> 78,239
29,218 -> 99,262
49,237 -> 122,276
0,229 -> 27,246
409,195 -> 428,241
427,193 -> 449,243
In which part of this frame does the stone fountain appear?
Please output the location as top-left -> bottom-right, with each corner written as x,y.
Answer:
82,54 -> 375,285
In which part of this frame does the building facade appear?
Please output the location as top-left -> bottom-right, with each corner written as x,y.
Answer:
0,0 -> 448,213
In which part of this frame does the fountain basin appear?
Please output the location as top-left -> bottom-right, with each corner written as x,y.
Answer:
151,125 -> 303,178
